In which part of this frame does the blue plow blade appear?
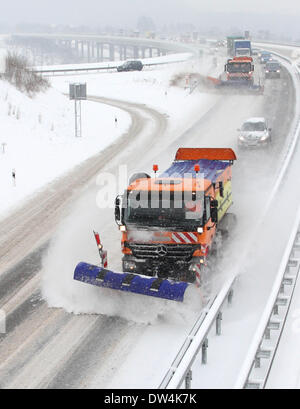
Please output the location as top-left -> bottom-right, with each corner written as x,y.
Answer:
74,262 -> 189,302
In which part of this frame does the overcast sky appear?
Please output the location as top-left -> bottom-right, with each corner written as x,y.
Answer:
2,0 -> 300,36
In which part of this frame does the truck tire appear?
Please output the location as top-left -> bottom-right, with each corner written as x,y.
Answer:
129,172 -> 151,185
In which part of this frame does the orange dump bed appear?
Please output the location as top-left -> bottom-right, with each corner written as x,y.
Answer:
175,148 -> 237,162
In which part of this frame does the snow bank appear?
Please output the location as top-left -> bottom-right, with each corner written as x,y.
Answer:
0,79 -> 131,219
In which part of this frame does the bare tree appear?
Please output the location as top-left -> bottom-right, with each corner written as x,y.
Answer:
4,52 -> 49,96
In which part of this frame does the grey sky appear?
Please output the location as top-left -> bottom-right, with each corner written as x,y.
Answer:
2,0 -> 300,37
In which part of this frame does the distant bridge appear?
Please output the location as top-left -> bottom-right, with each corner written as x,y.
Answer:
9,33 -> 199,65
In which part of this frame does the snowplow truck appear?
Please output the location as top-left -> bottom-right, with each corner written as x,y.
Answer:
225,56 -> 254,86
206,57 -> 263,93
74,148 -> 236,302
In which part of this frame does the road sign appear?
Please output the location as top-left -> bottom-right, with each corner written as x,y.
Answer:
69,83 -> 87,137
69,83 -> 87,100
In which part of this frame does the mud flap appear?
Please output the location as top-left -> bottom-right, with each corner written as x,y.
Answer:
74,262 -> 189,302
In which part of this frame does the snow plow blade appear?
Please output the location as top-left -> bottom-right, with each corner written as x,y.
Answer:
218,80 -> 264,93
74,262 -> 189,302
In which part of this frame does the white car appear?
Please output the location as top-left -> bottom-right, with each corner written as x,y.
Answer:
238,118 -> 272,147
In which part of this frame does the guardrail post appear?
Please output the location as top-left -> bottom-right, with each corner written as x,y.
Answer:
264,327 -> 271,340
228,289 -> 234,305
202,338 -> 208,364
216,311 -> 222,335
185,369 -> 192,389
254,355 -> 261,368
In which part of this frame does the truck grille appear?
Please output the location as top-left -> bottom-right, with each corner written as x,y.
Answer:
128,243 -> 198,261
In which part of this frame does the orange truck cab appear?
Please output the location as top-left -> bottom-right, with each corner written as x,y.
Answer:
115,148 -> 236,284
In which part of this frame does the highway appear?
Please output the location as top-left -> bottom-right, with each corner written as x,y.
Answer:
0,55 -> 297,388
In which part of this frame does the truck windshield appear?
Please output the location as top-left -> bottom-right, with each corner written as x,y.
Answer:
227,62 -> 252,73
235,49 -> 250,56
124,190 -> 204,228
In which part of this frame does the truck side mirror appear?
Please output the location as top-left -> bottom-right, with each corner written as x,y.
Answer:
219,181 -> 224,198
115,195 -> 123,226
224,64 -> 227,71
252,65 -> 254,71
210,199 -> 218,223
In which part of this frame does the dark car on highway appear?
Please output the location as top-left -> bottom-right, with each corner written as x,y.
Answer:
260,51 -> 273,64
265,61 -> 281,79
117,60 -> 143,72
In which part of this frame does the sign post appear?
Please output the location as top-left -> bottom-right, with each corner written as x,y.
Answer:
69,83 -> 87,137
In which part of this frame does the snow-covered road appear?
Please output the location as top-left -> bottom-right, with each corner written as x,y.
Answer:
0,55 -> 296,388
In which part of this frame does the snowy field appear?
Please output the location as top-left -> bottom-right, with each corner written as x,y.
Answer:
0,78 -> 131,218
50,56 -> 219,135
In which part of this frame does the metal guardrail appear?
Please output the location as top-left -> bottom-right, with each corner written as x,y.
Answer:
253,39 -> 300,49
233,49 -> 300,390
32,57 -> 193,76
159,275 -> 236,389
235,208 -> 300,389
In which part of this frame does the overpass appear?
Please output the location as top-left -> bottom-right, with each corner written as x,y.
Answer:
9,33 -> 199,65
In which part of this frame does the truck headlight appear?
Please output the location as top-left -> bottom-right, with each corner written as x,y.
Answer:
189,259 -> 204,272
197,227 -> 203,233
124,260 -> 136,271
189,263 -> 198,272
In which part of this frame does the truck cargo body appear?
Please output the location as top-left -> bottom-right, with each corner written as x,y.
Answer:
227,36 -> 244,56
234,40 -> 251,56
